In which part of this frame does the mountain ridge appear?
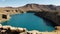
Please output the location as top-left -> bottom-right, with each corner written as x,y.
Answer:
6,4 -> 59,12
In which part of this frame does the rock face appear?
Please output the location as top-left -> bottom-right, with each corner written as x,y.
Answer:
0,4 -> 60,25
34,11 -> 59,26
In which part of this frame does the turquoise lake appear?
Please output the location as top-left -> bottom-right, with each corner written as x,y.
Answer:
1,13 -> 55,32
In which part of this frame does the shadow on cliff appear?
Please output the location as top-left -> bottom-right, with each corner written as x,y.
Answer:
34,12 -> 57,27
35,16 -> 55,27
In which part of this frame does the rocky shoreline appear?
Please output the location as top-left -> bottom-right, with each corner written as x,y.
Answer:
0,24 -> 60,34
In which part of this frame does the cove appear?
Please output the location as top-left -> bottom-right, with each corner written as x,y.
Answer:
1,13 -> 55,32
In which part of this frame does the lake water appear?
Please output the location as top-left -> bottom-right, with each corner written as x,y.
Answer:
1,13 -> 55,32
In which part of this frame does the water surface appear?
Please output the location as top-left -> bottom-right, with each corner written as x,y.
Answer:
2,13 -> 55,32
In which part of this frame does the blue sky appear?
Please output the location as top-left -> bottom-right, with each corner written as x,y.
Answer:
0,0 -> 60,7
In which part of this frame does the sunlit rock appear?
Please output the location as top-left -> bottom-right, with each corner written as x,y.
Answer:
2,25 -> 11,30
0,24 -> 2,28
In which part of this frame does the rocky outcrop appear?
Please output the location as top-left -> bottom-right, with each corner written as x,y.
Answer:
0,24 -> 60,34
0,13 -> 10,23
0,24 -> 27,34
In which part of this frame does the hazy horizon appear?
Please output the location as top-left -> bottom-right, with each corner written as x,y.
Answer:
0,0 -> 60,7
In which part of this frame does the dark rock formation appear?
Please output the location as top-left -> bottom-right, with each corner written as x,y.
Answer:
34,11 -> 59,26
2,14 -> 7,19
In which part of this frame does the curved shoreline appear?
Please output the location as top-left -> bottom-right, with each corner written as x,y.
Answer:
0,24 -> 60,34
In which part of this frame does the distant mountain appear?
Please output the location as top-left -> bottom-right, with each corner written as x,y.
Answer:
1,4 -> 60,12
18,4 -> 60,12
